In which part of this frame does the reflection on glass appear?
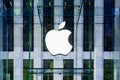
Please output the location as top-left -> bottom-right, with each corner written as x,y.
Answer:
63,59 -> 73,80
83,0 -> 94,51
23,59 -> 33,80
23,0 -> 34,51
3,0 -> 14,51
82,59 -> 93,80
43,59 -> 53,80
3,59 -> 13,80
104,0 -> 114,51
104,60 -> 114,80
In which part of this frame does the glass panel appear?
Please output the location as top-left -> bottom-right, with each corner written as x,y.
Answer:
82,59 -> 94,80
23,0 -> 34,51
104,60 -> 114,80
104,0 -> 114,51
3,59 -> 13,80
63,59 -> 73,80
43,59 -> 54,80
23,59 -> 33,80
83,0 -> 94,51
3,0 -> 14,51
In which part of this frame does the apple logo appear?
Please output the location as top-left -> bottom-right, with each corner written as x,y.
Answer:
45,21 -> 72,56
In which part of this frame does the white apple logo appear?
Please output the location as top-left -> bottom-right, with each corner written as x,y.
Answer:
45,21 -> 72,56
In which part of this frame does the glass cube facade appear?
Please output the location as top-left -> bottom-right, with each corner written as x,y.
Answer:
0,0 -> 120,80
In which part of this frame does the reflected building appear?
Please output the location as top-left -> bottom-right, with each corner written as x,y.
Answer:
0,0 -> 120,80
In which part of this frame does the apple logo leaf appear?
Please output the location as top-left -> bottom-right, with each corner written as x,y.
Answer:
58,21 -> 66,30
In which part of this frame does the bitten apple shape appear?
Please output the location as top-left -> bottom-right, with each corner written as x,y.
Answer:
45,21 -> 72,55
